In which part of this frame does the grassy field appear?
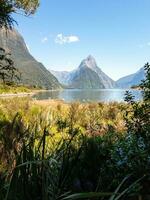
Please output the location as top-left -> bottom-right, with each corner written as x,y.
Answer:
0,96 -> 149,200
0,83 -> 42,94
0,97 -> 126,136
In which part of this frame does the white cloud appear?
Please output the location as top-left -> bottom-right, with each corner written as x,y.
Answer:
68,36 -> 80,42
41,37 -> 48,43
55,33 -> 79,44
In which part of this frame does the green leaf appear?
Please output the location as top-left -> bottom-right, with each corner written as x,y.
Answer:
63,192 -> 116,200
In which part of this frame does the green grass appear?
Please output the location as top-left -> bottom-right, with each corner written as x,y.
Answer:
0,97 -> 149,200
0,83 -> 39,94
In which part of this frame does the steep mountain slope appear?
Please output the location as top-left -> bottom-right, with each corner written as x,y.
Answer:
0,28 -> 61,89
116,67 -> 145,88
77,55 -> 116,88
69,65 -> 105,89
51,55 -> 116,89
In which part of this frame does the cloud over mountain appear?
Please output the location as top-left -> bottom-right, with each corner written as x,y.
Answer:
55,33 -> 79,44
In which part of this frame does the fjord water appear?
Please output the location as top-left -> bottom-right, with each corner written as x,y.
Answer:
33,89 -> 142,102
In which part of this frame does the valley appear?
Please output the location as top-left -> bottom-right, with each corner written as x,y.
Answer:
0,29 -> 146,94
0,1 -> 149,199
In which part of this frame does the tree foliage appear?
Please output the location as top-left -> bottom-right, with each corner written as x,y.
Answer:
124,63 -> 150,148
0,47 -> 20,84
0,0 -> 15,29
140,63 -> 150,101
0,0 -> 39,29
14,0 -> 39,14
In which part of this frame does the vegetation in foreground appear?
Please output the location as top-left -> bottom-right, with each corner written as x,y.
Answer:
0,83 -> 38,94
0,64 -> 149,200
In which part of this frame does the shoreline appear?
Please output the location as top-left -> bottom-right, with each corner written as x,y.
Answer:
0,88 -> 142,101
0,92 -> 35,98
0,88 -> 64,98
0,89 -> 45,98
0,88 -> 65,98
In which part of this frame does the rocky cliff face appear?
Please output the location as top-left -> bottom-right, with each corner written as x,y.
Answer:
76,55 -> 116,88
0,28 -> 61,89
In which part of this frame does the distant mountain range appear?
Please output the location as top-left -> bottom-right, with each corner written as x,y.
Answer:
116,67 -> 145,88
0,28 -> 145,90
50,70 -> 70,86
51,55 -> 116,89
51,57 -> 146,89
0,28 -> 61,89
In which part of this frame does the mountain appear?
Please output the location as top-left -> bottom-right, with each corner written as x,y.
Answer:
51,55 -> 116,89
116,67 -> 145,88
0,28 -> 61,89
68,66 -> 105,89
50,70 -> 70,85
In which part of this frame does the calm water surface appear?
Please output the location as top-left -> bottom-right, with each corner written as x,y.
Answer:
33,89 -> 143,103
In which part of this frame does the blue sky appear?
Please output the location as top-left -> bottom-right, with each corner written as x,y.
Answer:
14,0 -> 150,80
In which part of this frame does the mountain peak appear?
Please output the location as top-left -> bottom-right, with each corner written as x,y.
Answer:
51,55 -> 116,89
86,55 -> 95,61
86,55 -> 97,64
79,55 -> 97,70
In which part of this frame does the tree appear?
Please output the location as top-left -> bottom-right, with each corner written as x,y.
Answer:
0,0 -> 15,29
14,0 -> 39,13
0,47 -> 20,84
140,63 -> 150,101
122,63 -> 150,196
0,0 -> 39,29
124,63 -> 150,141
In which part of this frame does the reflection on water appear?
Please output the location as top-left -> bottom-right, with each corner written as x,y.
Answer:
32,89 -> 143,103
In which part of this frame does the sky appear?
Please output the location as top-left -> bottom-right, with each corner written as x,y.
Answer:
14,0 -> 150,80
